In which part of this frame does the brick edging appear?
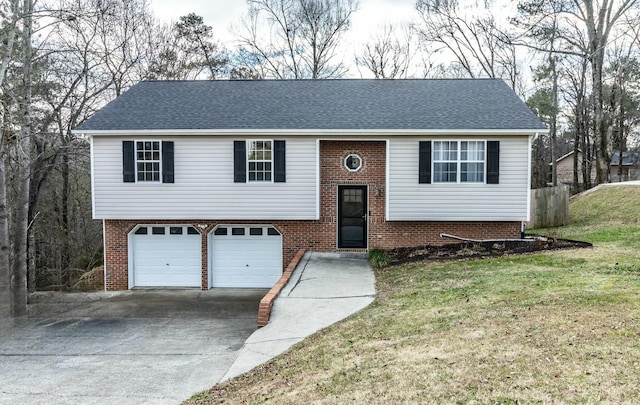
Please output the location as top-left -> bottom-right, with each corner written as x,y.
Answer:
257,249 -> 306,327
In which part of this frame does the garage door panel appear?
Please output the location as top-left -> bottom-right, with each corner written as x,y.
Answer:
210,226 -> 282,288
131,227 -> 202,288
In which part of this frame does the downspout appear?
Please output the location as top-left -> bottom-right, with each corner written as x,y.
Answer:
440,233 -> 535,243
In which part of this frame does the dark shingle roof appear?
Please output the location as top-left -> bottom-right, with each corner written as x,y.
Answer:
75,79 -> 547,132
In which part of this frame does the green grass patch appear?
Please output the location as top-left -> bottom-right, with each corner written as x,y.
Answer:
186,185 -> 640,405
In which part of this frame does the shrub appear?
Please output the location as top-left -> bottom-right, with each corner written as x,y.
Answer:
369,249 -> 390,269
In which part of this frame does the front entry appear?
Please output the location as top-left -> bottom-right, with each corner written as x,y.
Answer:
338,185 -> 368,248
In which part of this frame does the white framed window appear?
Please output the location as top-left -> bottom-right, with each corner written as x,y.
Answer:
461,141 -> 485,182
433,141 -> 458,183
433,140 -> 485,183
344,154 -> 363,172
136,141 -> 161,182
247,140 -> 272,182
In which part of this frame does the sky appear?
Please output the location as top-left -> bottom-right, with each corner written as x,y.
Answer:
149,0 -> 418,77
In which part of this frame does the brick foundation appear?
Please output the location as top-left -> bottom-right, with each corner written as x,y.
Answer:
102,140 -> 522,290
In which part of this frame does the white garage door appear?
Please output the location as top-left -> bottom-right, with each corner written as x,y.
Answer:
130,225 -> 201,288
210,225 -> 283,288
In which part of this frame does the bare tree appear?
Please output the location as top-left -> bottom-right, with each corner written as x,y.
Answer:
515,0 -> 640,185
235,0 -> 358,79
580,0 -> 639,183
355,24 -> 415,79
0,0 -> 21,318
27,0 -> 160,289
414,0 -> 521,89
9,0 -> 34,317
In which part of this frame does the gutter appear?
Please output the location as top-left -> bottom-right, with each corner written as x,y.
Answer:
71,128 -> 549,137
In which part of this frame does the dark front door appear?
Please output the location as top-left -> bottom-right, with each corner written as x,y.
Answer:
338,185 -> 367,248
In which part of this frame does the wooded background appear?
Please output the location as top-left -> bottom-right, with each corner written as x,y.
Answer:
2,0 -> 640,316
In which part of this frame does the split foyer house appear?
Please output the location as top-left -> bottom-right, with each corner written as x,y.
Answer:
73,79 -> 548,291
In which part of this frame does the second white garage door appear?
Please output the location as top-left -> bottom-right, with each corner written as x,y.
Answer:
210,225 -> 283,288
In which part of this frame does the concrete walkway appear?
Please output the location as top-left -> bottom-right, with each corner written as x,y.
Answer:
577,180 -> 640,197
222,252 -> 376,381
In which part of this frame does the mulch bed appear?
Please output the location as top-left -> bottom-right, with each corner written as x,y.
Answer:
386,235 -> 593,266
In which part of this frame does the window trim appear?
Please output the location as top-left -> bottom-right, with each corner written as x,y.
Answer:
432,140 -> 487,184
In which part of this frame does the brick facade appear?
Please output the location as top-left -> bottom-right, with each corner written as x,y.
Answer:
103,140 -> 521,290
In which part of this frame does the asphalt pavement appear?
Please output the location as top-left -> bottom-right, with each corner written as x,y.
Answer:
0,252 -> 376,404
0,289 -> 265,405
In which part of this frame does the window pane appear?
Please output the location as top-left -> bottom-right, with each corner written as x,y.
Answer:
152,226 -> 165,235
153,141 -> 159,150
267,227 -> 280,236
232,227 -> 245,236
461,162 -> 484,183
249,227 -> 263,235
135,227 -> 148,235
434,162 -> 457,182
462,141 -> 484,161
187,227 -> 199,235
214,227 -> 227,236
170,227 -> 183,235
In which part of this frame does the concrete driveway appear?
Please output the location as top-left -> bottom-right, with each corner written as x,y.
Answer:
0,289 -> 266,405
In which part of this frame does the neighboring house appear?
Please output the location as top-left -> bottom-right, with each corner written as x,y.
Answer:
554,150 -> 596,190
610,151 -> 640,182
73,79 -> 547,291
554,149 -> 639,187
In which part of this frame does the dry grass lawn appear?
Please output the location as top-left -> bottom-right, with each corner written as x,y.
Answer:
186,185 -> 640,404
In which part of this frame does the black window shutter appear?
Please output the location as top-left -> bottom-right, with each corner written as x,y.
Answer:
418,141 -> 432,184
234,141 -> 246,183
122,141 -> 135,183
274,140 -> 286,182
162,141 -> 174,183
487,141 -> 500,184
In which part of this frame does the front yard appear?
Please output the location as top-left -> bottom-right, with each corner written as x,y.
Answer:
187,185 -> 640,404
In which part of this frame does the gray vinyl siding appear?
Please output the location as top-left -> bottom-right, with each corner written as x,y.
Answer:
387,137 -> 530,221
92,136 -> 317,220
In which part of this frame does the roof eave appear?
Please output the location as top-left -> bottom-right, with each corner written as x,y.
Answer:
72,128 -> 549,137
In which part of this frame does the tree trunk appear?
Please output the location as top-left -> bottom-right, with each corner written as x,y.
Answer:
62,149 -> 71,287
11,0 -> 33,317
550,55 -> 558,186
0,157 -> 10,318
0,0 -> 20,319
